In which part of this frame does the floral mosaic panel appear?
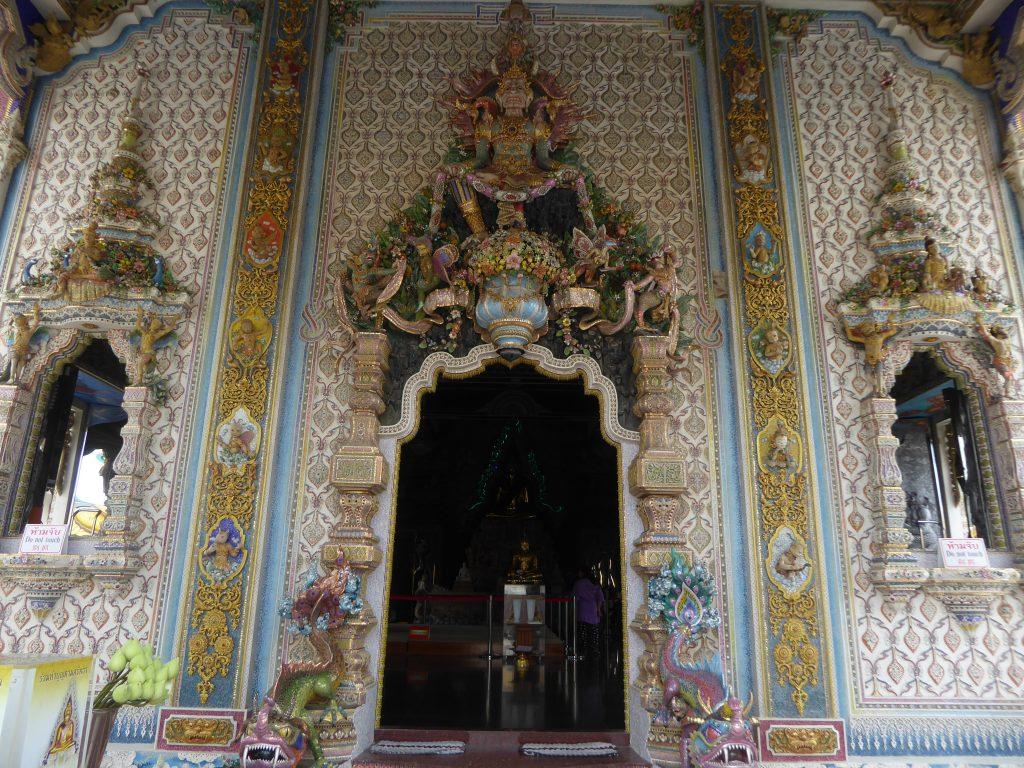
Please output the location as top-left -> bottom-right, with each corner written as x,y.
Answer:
787,19 -> 1024,706
290,13 -> 722,655
0,11 -> 250,665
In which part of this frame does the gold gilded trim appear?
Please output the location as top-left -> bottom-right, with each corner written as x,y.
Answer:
710,2 -> 830,715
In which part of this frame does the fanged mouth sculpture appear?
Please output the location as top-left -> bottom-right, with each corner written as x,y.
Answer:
709,743 -> 755,766
242,742 -> 295,767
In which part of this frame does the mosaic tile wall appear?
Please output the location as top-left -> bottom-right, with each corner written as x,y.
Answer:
784,17 -> 1024,711
0,8 -> 252,704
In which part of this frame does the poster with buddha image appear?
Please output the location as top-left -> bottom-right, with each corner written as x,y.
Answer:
22,656 -> 93,768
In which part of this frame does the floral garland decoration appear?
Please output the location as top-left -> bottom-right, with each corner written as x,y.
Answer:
26,236 -> 179,293
342,145 -> 688,349
765,9 -> 825,56
327,0 -> 376,47
468,228 -> 564,285
202,0 -> 265,38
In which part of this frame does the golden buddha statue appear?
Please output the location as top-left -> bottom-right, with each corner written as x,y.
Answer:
506,537 -> 542,584
45,695 -> 76,759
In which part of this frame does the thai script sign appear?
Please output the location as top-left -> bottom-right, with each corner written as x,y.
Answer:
19,525 -> 69,555
938,538 -> 990,568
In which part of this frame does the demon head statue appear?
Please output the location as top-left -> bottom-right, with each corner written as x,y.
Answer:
685,694 -> 759,768
239,698 -> 307,768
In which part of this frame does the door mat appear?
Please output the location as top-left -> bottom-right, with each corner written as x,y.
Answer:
521,742 -> 619,758
370,740 -> 467,755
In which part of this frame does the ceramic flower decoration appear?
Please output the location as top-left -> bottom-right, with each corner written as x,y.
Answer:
94,639 -> 179,709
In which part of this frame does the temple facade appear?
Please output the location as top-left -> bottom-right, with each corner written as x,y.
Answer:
0,0 -> 1022,766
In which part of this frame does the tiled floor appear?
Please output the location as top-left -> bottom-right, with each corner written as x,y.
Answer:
379,651 -> 626,731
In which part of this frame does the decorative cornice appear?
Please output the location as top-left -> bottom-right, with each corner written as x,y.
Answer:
0,553 -> 139,616
924,565 -> 1021,634
380,343 -> 639,445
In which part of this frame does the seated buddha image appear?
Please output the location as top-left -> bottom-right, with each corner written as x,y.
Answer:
489,463 -> 535,519
506,536 -> 543,585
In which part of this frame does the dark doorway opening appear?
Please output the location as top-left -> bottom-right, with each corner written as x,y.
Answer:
891,351 -> 993,549
379,364 -> 625,731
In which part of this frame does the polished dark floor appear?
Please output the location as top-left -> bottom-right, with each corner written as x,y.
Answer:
380,651 -> 625,731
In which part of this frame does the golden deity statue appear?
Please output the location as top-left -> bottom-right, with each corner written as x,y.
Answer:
506,537 -> 543,584
469,63 -> 554,190
54,221 -> 110,303
448,0 -> 586,198
45,694 -> 76,759
920,237 -> 947,292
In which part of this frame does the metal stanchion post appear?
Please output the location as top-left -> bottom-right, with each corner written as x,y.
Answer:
480,594 -> 499,660
565,595 -> 579,663
560,601 -> 566,655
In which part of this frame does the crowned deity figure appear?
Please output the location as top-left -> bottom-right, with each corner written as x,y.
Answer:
469,62 -> 553,190
54,221 -> 110,303
448,0 -> 586,204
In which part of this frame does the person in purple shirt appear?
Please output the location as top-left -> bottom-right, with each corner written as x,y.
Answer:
571,567 -> 604,660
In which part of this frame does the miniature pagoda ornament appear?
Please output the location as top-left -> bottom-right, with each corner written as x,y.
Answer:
335,0 -> 690,359
5,66 -> 185,388
838,72 -> 1016,390
21,67 -> 179,302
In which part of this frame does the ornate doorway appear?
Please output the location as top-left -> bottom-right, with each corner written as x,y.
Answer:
378,363 -> 626,730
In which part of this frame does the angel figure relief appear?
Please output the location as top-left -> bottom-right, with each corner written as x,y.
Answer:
976,318 -> 1019,397
1,304 -> 43,383
571,226 -> 616,287
131,308 -> 176,386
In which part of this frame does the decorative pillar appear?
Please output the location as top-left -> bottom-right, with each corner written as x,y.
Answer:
0,383 -> 33,510
323,331 -> 388,742
862,395 -> 927,602
180,0 -> 319,708
628,335 -> 687,758
988,397 -> 1024,564
84,385 -> 156,577
708,2 -> 832,717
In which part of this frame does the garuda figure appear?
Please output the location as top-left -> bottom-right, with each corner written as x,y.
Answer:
447,0 -> 586,199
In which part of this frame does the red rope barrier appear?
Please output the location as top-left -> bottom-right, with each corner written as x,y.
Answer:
388,594 -> 574,603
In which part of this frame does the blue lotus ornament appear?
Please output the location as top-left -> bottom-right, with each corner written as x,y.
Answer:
469,229 -> 563,360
